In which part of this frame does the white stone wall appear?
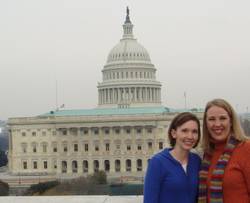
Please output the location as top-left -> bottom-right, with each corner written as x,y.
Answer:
8,114 -> 179,176
8,112 -> 203,177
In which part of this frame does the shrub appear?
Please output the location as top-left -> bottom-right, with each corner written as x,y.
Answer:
26,180 -> 59,195
0,180 -> 9,196
91,170 -> 107,184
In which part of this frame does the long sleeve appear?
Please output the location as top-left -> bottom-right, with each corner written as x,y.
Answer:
223,140 -> 250,203
241,141 -> 250,201
143,157 -> 162,203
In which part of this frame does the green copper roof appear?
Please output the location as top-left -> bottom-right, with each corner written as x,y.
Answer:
40,106 -> 204,117
41,106 -> 170,117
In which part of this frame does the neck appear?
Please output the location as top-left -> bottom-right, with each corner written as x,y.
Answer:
170,147 -> 189,165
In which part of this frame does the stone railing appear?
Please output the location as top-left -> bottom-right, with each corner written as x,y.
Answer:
0,196 -> 143,203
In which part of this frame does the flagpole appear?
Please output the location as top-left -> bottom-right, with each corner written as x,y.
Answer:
184,92 -> 187,110
56,79 -> 58,111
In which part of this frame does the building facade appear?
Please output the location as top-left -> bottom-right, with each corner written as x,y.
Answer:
7,9 -> 203,178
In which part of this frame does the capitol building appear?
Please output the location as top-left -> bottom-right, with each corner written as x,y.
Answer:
7,9 -> 202,178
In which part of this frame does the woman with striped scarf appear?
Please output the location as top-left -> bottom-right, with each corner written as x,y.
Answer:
198,98 -> 250,203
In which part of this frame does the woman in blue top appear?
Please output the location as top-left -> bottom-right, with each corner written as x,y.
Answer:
144,112 -> 201,203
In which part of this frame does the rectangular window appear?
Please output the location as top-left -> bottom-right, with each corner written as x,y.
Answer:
43,145 -> 47,153
53,147 -> 57,152
71,129 -> 77,136
127,145 -> 131,151
84,130 -> 88,135
74,144 -> 78,152
33,161 -> 37,169
147,128 -> 152,133
105,129 -> 109,134
62,129 -> 67,135
22,132 -> 26,136
137,145 -> 142,150
84,144 -> 88,152
136,129 -> 142,134
148,142 -> 153,149
115,129 -> 120,134
53,161 -> 57,169
23,161 -> 27,169
95,145 -> 99,151
64,146 -> 68,152
22,144 -> 27,153
32,132 -> 36,136
43,161 -> 47,169
159,142 -> 163,150
126,129 -> 131,134
33,146 -> 37,153
105,143 -> 110,151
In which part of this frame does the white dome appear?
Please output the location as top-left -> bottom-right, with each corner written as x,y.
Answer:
107,39 -> 151,63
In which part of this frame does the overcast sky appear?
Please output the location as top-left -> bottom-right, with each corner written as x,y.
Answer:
0,0 -> 250,120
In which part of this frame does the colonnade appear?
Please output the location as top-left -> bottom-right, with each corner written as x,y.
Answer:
98,87 -> 161,105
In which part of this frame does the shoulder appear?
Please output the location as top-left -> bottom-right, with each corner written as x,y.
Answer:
231,140 -> 250,162
190,152 -> 202,164
236,140 -> 250,154
149,148 -> 170,165
233,140 -> 250,169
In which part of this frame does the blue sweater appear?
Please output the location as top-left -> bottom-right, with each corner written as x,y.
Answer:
143,148 -> 201,203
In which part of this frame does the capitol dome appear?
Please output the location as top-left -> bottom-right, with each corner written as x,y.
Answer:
106,39 -> 151,63
97,7 -> 162,108
106,8 -> 151,65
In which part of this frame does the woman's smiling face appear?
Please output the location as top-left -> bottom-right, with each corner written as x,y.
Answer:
171,120 -> 199,151
206,105 -> 231,142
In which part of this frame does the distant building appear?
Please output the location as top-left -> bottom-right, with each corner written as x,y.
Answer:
7,9 -> 203,178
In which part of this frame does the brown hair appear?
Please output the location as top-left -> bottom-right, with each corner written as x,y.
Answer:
168,112 -> 201,148
202,98 -> 248,152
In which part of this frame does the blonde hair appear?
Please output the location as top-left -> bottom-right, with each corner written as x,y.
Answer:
202,98 -> 248,152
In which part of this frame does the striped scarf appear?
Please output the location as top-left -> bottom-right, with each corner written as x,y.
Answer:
198,136 -> 239,203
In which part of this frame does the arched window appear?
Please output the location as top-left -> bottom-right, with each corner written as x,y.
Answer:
94,160 -> 99,172
72,160 -> 78,173
137,159 -> 142,171
126,159 -> 131,171
62,161 -> 67,173
115,160 -> 121,172
104,160 -> 110,172
83,160 -> 88,173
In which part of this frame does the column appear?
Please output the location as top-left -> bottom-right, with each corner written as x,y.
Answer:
151,88 -> 153,102
139,87 -> 143,102
128,87 -> 131,102
112,88 -> 115,104
145,87 -> 148,102
106,89 -> 108,103
158,88 -> 161,102
133,87 -> 136,102
117,88 -> 119,103
98,90 -> 100,104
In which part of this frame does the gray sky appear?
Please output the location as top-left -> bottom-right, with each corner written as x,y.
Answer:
0,0 -> 250,120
